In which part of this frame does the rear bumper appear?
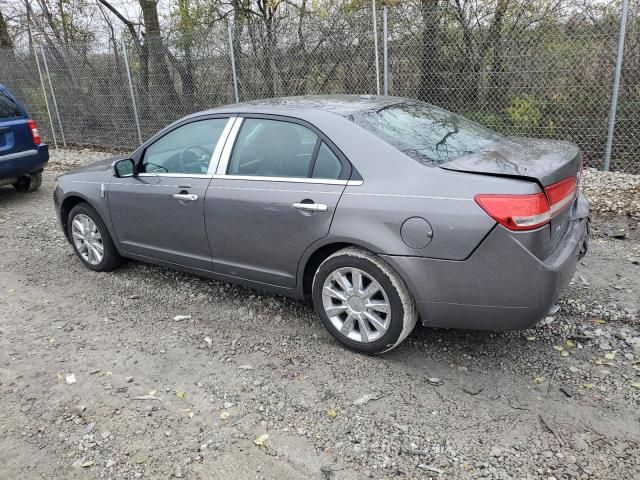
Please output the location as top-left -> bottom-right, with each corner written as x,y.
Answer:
0,145 -> 49,180
382,193 -> 589,331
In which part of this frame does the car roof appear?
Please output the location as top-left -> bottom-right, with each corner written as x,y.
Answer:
196,95 -> 407,118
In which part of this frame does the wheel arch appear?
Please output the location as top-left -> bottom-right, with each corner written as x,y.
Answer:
299,240 -> 380,298
60,195 -> 93,240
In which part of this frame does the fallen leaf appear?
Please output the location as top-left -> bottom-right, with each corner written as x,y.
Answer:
533,377 -> 545,384
561,351 -> 570,357
81,460 -> 95,468
595,319 -> 607,325
526,336 -> 536,341
254,433 -> 269,446
582,383 -> 595,390
553,345 -> 564,351
327,408 -> 338,418
604,352 -> 616,360
566,340 -> 576,348
132,452 -> 148,464
176,391 -> 185,400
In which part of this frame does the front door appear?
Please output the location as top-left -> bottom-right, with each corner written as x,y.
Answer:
108,117 -> 231,271
205,116 -> 351,287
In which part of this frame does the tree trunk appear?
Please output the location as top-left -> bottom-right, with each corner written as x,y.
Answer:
418,0 -> 441,104
0,8 -> 15,49
485,0 -> 510,111
138,0 -> 177,111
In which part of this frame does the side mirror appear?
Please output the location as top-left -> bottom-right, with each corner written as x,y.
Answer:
111,158 -> 135,178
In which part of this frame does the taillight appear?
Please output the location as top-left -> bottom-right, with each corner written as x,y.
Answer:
475,177 -> 577,231
27,119 -> 41,145
545,177 -> 577,216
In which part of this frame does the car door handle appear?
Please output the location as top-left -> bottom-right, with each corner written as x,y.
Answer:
292,202 -> 328,212
172,193 -> 198,202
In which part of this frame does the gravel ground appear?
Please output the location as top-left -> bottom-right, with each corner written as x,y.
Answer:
1,149 -> 639,480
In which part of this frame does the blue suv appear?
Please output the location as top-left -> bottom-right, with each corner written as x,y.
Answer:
0,84 -> 49,192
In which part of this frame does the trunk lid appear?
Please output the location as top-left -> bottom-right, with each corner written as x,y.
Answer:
442,136 -> 582,257
440,136 -> 581,187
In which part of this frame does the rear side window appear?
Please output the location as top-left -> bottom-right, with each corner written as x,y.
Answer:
228,119 -> 318,178
352,101 -> 502,165
0,90 -> 22,119
312,142 -> 342,179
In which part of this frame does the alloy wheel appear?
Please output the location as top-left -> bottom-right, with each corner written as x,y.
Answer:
321,267 -> 391,343
71,214 -> 104,265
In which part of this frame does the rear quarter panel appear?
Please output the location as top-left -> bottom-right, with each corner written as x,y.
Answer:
303,113 -> 542,260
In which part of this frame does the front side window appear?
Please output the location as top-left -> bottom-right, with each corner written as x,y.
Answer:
228,119 -> 318,178
352,101 -> 502,165
0,90 -> 22,119
142,118 -> 228,174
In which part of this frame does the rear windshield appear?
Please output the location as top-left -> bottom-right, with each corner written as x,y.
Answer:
0,90 -> 22,119
352,101 -> 502,165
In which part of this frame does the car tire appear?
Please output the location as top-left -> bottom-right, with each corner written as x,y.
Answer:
312,247 -> 418,354
12,172 -> 42,192
68,203 -> 123,272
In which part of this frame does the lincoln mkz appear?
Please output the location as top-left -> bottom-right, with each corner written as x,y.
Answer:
54,96 -> 589,353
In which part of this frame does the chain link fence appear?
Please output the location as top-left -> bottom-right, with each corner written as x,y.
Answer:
1,1 -> 639,173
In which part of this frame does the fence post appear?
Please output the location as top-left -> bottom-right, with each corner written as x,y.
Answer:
40,46 -> 66,148
32,43 -> 58,150
383,6 -> 388,96
372,0 -> 381,95
228,21 -> 240,103
604,0 -> 630,171
122,40 -> 143,146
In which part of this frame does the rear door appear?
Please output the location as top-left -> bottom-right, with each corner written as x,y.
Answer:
108,116 -> 233,271
0,87 -> 32,157
205,116 -> 351,288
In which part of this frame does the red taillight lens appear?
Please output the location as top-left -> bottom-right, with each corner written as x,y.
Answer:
27,119 -> 42,145
545,176 -> 577,216
475,192 -> 551,231
475,177 -> 578,231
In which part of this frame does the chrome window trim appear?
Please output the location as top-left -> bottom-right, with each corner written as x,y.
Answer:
215,117 -> 244,175
211,115 -> 364,186
137,172 -> 213,179
207,117 -> 237,175
212,174 -> 363,186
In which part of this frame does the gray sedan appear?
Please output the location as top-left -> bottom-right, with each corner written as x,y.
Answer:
53,95 -> 589,353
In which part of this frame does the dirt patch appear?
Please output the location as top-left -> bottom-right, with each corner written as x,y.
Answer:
1,152 -> 639,479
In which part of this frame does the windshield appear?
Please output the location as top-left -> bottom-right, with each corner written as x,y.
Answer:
352,101 -> 502,165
